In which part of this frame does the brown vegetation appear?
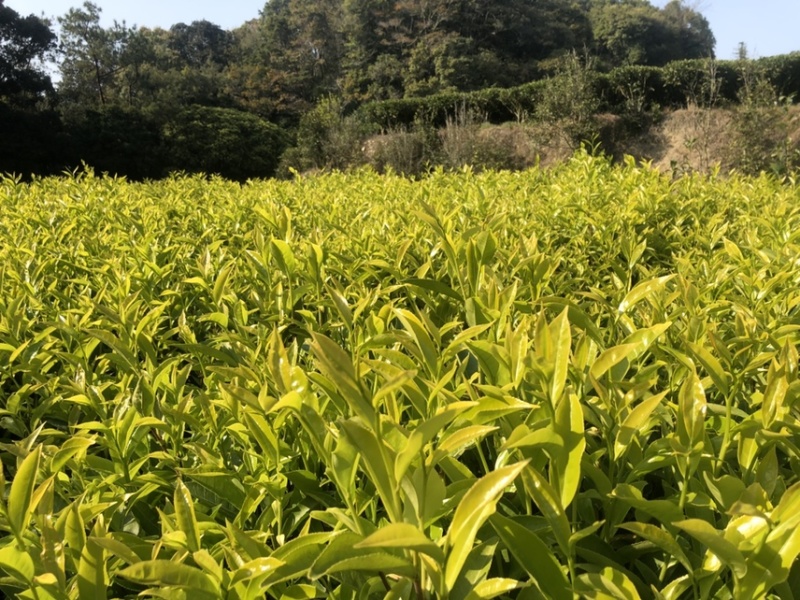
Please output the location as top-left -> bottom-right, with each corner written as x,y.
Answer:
358,106 -> 800,177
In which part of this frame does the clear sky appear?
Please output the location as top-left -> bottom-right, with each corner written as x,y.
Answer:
12,0 -> 800,59
652,0 -> 800,59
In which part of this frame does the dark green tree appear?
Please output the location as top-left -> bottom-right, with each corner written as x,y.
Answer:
589,0 -> 714,68
0,0 -> 56,105
260,0 -> 344,120
660,0 -> 715,60
57,2 -> 131,107
168,20 -> 233,69
163,105 -> 289,180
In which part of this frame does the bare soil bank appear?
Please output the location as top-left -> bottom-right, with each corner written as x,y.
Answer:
360,107 -> 800,176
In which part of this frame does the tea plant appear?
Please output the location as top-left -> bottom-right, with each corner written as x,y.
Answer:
1,153 -> 800,599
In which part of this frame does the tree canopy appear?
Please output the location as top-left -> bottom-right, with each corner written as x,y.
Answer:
47,0 -> 717,121
0,0 -> 56,105
1,0 -> 723,179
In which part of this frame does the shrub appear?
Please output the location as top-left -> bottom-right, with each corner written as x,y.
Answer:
0,103 -> 67,177
535,52 -> 601,149
361,128 -> 429,175
163,105 -> 288,180
727,59 -> 799,175
64,106 -> 166,180
279,97 -> 375,174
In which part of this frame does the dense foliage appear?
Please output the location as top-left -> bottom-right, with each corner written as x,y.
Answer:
0,0 -> 724,179
359,53 -> 800,129
2,155 -> 800,598
0,0 -> 56,106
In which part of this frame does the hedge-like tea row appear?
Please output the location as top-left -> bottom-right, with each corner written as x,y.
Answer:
358,53 -> 800,128
1,154 -> 800,598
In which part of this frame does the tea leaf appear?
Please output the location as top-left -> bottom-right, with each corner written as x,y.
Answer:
673,519 -> 746,577
174,480 -> 202,553
355,523 -> 444,562
8,446 -> 41,542
490,513 -> 571,600
445,461 -> 528,590
118,560 -> 220,597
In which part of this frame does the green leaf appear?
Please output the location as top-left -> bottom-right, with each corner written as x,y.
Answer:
311,333 -> 375,423
395,308 -> 439,377
678,370 -> 707,448
467,341 -> 512,387
618,275 -> 674,314
762,361 -> 789,428
736,482 -> 800,596
445,461 -> 529,590
50,436 -> 95,474
395,401 -> 476,482
465,578 -> 523,599
174,480 -> 202,552
618,522 -> 693,573
183,472 -> 246,519
192,550 -> 222,583
271,239 -> 297,276
433,425 -> 499,463
118,560 -> 220,597
267,532 -> 333,585
520,465 -> 572,556
326,285 -> 353,331
614,392 -> 667,462
442,324 -> 493,362
610,484 -> 684,528
355,523 -> 445,562
590,344 -> 638,380
449,541 -> 498,599
90,536 -> 142,567
86,329 -> 139,373
0,543 -> 35,584
673,519 -> 746,577
550,307 -> 571,405
737,522 -> 800,597
404,277 -> 464,302
229,557 -> 284,586
575,567 -> 641,600
78,519 -> 107,600
540,297 -> 604,345
309,532 -> 414,579
552,392 -> 585,509
212,261 -> 234,306
621,322 -> 672,362
8,446 -> 41,542
339,418 -> 401,523
686,341 -> 730,397
279,584 -> 321,600
490,514 -> 571,600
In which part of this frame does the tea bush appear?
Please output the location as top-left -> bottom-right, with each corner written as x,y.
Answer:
2,153 -> 800,599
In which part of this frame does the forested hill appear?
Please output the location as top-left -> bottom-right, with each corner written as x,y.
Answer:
19,0 -> 714,121
0,0 -> 731,179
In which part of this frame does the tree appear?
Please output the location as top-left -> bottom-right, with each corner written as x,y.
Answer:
660,0 -> 715,60
163,106 -> 289,179
589,0 -> 714,68
0,0 -> 56,105
260,0 -> 345,120
340,0 -> 593,101
58,2 -> 131,108
168,20 -> 233,69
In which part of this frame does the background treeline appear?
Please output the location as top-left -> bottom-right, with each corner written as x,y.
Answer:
2,0 -> 797,180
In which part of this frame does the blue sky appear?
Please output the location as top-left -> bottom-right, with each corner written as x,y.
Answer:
13,0 -> 800,59
652,0 -> 800,59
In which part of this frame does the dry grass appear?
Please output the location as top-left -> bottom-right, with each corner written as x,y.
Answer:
359,106 -> 800,176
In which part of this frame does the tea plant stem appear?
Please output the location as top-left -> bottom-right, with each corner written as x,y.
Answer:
413,576 -> 424,599
476,439 -> 491,476
717,390 -> 735,477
